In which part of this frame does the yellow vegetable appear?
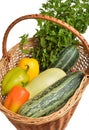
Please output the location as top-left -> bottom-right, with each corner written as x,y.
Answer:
18,58 -> 40,81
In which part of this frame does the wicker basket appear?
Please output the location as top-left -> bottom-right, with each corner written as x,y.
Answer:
0,14 -> 89,130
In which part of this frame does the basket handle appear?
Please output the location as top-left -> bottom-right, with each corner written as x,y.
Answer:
2,14 -> 89,58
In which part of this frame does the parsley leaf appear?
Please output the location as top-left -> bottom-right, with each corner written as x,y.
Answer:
34,0 -> 89,71
20,0 -> 89,71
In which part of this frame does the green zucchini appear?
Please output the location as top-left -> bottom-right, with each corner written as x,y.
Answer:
49,45 -> 79,72
18,71 -> 84,118
25,68 -> 66,99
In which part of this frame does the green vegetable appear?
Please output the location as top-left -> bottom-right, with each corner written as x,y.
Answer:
1,67 -> 29,96
19,0 -> 89,71
49,45 -> 79,72
19,34 -> 31,54
25,68 -> 66,99
34,0 -> 89,71
18,71 -> 84,118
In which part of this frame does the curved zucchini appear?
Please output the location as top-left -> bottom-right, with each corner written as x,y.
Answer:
18,71 -> 84,118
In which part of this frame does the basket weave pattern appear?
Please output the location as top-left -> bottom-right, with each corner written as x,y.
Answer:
0,14 -> 89,130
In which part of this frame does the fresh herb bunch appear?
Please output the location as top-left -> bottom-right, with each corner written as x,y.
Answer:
20,0 -> 89,71
34,0 -> 89,71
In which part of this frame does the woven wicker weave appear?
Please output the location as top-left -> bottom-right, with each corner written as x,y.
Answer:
0,14 -> 89,130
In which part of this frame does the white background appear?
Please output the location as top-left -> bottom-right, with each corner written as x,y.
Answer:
0,1 -> 89,130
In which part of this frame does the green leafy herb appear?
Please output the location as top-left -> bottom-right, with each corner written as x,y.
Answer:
34,0 -> 89,71
19,34 -> 33,54
19,34 -> 29,45
20,0 -> 89,71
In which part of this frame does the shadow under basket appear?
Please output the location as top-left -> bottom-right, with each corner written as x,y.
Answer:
0,14 -> 89,130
